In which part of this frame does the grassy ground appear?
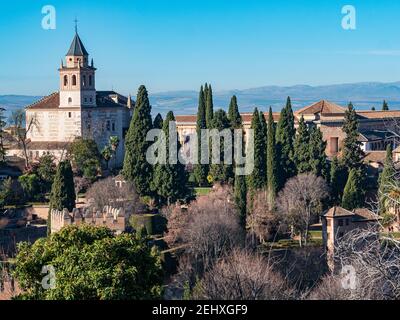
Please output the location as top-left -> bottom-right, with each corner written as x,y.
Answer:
262,230 -> 323,251
194,187 -> 212,196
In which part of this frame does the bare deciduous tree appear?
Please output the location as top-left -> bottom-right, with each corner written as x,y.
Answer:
247,190 -> 284,244
276,173 -> 329,247
10,110 -> 38,168
193,249 -> 295,300
85,177 -> 144,213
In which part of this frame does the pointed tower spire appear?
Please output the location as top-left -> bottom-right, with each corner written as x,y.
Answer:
91,58 -> 94,68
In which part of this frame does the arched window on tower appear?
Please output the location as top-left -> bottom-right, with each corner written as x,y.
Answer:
68,97 -> 72,105
82,75 -> 86,87
72,75 -> 77,86
89,75 -> 92,86
64,75 -> 68,86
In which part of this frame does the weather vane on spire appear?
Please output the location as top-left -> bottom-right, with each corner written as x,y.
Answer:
74,17 -> 78,33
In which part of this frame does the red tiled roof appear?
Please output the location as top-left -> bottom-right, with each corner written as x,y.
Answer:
357,110 -> 400,119
363,151 -> 387,164
26,92 -> 60,110
295,100 -> 346,115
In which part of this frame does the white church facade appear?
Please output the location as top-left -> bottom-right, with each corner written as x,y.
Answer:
21,30 -> 133,166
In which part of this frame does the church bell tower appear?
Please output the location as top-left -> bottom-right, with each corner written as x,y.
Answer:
59,27 -> 96,108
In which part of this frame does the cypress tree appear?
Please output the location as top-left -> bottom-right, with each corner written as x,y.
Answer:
153,113 -> 163,129
234,174 -> 247,230
378,144 -> 396,214
294,116 -> 312,173
153,111 -> 189,205
342,102 -> 364,170
248,108 -> 266,191
209,109 -> 233,184
205,84 -> 214,129
276,97 -> 296,188
260,111 -> 268,185
123,85 -> 154,196
48,160 -> 76,233
194,86 -> 208,186
309,126 -> 328,178
330,156 -> 347,204
266,107 -> 278,201
382,100 -> 389,111
342,168 -> 364,210
227,95 -> 242,129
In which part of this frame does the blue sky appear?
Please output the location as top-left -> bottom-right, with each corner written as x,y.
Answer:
1,0 -> 400,95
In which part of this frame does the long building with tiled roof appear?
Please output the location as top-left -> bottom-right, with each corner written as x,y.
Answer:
175,100 -> 400,158
9,30 -> 134,165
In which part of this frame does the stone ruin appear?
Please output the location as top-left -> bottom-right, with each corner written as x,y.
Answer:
50,206 -> 126,234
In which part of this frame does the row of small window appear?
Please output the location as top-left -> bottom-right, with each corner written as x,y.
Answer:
63,74 -> 93,87
86,121 -> 116,132
67,96 -> 93,106
327,218 -> 350,227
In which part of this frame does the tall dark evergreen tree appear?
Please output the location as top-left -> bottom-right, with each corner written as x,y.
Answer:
276,97 -> 296,188
205,84 -> 214,129
382,100 -> 389,111
48,160 -> 76,232
123,85 -> 154,196
209,110 -> 233,184
266,107 -> 278,201
342,102 -> 364,171
234,174 -> 247,230
309,126 -> 328,178
153,111 -> 189,205
378,144 -> 396,214
153,113 -> 164,129
194,86 -> 208,186
260,111 -> 268,185
330,156 -> 347,204
227,96 -> 242,129
342,168 -> 365,210
248,108 -> 266,191
294,116 -> 312,173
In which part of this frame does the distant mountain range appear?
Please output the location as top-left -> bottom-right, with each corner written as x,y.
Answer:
2,82 -> 400,120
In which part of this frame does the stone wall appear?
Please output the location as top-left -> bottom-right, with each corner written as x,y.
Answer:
50,206 -> 127,234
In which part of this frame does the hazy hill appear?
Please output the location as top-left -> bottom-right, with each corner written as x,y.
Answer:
2,82 -> 400,119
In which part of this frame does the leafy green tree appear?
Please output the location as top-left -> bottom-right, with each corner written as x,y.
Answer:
275,97 -> 296,187
205,84 -> 214,129
13,225 -> 164,300
342,168 -> 365,210
342,103 -> 364,170
153,111 -> 190,205
227,95 -> 242,129
18,174 -> 41,202
101,145 -> 112,170
382,100 -> 389,111
248,108 -> 266,191
234,174 -> 247,230
36,155 -> 56,186
194,86 -> 208,186
378,144 -> 396,214
123,85 -> 154,196
309,126 -> 328,178
330,156 -> 347,204
0,178 -> 18,208
209,109 -> 233,184
294,116 -> 312,173
48,161 -> 76,231
69,138 -> 101,179
153,113 -> 164,129
266,107 -> 278,201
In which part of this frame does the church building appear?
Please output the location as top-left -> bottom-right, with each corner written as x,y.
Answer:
22,30 -> 133,166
